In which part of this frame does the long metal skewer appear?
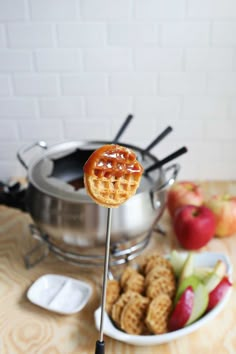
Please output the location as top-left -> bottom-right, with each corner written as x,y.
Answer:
95,207 -> 113,354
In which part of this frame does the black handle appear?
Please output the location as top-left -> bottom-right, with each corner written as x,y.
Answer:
95,340 -> 105,354
112,114 -> 133,143
145,146 -> 188,174
144,126 -> 173,152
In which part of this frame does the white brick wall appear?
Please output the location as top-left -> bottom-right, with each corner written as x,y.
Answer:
0,25 -> 5,47
0,76 -> 10,96
160,72 -> 207,95
0,0 -> 235,181
13,74 -> 59,96
35,49 -> 81,71
107,23 -> 158,46
30,0 -> 77,21
134,0 -> 186,20
0,50 -> 32,71
161,23 -> 210,47
84,48 -> 132,71
80,0 -> 133,20
134,48 -> 183,71
7,24 -> 54,48
57,24 -> 106,47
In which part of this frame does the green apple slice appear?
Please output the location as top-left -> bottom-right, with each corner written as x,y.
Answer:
186,283 -> 209,325
169,250 -> 186,277
204,273 -> 222,293
194,267 -> 212,280
203,260 -> 226,292
175,275 -> 201,304
213,259 -> 226,278
178,252 -> 195,284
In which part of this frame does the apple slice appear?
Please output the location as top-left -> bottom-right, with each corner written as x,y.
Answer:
178,252 -> 194,284
168,286 -> 194,331
169,250 -> 186,277
194,266 -> 212,280
175,275 -> 201,304
212,259 -> 226,277
186,282 -> 209,325
207,276 -> 232,311
203,259 -> 226,292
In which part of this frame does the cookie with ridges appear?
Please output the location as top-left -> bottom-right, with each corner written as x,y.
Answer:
146,276 -> 176,300
111,291 -> 141,326
123,272 -> 145,294
141,253 -> 173,275
120,295 -> 150,335
120,266 -> 138,289
144,264 -> 175,287
145,294 -> 172,334
105,279 -> 121,314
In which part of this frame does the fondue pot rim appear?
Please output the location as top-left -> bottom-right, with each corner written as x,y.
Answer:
20,139 -> 165,204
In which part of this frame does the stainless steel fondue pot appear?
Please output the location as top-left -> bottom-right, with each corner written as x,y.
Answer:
17,139 -> 181,250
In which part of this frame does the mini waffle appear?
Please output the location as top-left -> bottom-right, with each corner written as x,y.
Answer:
123,272 -> 145,294
83,144 -> 143,208
144,265 -> 175,287
141,253 -> 173,275
145,294 -> 172,334
120,266 -> 138,289
120,296 -> 150,335
105,279 -> 120,314
146,276 -> 176,300
111,291 -> 141,326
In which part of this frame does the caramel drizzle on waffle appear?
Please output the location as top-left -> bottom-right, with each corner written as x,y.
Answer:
83,144 -> 143,179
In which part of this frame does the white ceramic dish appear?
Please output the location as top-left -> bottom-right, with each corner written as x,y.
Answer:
27,274 -> 92,315
94,252 -> 233,346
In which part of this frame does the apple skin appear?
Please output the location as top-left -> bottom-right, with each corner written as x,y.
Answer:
167,181 -> 204,218
168,286 -> 194,331
207,276 -> 232,311
173,205 -> 216,250
205,195 -> 236,238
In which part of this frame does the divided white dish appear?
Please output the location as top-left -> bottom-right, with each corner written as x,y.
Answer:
94,252 -> 233,346
27,274 -> 92,315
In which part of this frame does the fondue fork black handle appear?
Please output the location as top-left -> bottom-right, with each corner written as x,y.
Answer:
112,114 -> 133,143
95,340 -> 105,354
144,126 -> 173,153
145,146 -> 188,174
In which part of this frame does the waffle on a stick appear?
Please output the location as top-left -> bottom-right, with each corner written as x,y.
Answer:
83,144 -> 143,208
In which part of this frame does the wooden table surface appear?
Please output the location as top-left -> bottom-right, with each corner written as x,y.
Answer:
0,181 -> 236,354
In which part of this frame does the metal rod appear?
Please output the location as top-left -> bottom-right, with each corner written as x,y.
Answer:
96,207 -> 113,352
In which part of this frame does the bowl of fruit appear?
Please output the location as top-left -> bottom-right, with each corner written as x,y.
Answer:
94,251 -> 233,346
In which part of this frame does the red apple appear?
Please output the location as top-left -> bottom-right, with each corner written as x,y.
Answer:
168,286 -> 194,331
167,181 -> 204,218
205,195 -> 236,238
207,276 -> 232,311
173,205 -> 216,250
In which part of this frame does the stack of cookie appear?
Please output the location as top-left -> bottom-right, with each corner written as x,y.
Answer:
105,253 -> 177,335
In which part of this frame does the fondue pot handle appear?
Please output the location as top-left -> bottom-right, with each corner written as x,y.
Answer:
17,141 -> 47,170
151,163 -> 180,210
157,163 -> 180,191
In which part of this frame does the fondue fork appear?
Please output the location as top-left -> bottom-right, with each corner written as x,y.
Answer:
95,207 -> 113,354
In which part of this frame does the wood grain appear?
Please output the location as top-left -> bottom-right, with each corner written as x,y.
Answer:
0,181 -> 235,354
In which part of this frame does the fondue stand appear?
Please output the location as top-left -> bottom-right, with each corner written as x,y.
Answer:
24,222 -> 164,269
